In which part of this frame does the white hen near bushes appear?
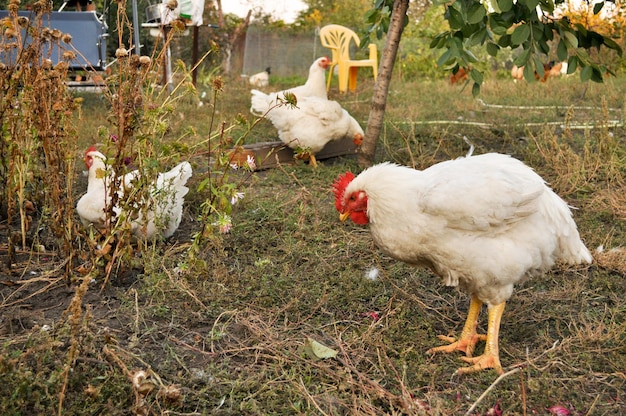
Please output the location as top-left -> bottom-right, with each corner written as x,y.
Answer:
76,146 -> 192,239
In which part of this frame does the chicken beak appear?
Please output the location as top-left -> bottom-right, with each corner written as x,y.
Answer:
339,211 -> 350,222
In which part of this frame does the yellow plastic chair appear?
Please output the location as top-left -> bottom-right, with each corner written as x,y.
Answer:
319,24 -> 378,93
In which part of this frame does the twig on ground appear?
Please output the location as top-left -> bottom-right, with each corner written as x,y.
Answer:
466,339 -> 563,415
464,367 -> 521,416
298,377 -> 331,416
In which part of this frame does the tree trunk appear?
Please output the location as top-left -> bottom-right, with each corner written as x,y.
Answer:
215,0 -> 251,75
357,0 -> 409,168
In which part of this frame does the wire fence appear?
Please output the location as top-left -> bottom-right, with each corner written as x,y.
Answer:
242,25 -> 327,78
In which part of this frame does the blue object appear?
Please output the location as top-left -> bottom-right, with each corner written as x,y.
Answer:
0,11 -> 108,69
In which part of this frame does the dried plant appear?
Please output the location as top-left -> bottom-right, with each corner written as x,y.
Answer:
0,0 -> 78,277
526,98 -> 626,197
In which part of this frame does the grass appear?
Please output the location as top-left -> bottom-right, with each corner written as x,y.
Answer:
1,67 -> 626,415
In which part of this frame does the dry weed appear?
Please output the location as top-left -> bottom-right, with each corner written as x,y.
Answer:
594,246 -> 626,274
527,98 -> 625,198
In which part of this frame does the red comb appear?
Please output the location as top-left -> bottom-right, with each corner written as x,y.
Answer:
332,171 -> 355,212
85,145 -> 97,155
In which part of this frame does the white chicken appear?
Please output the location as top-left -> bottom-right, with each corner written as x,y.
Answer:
76,146 -> 192,239
250,56 -> 330,116
251,95 -> 364,168
333,153 -> 592,374
249,67 -> 271,88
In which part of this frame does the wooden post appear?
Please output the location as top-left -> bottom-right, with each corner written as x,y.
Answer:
192,25 -> 199,86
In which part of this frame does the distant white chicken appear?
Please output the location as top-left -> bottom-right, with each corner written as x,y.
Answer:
249,67 -> 271,88
76,146 -> 192,239
251,94 -> 363,168
250,56 -> 330,116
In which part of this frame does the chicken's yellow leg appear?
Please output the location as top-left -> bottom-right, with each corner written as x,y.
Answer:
457,302 -> 505,375
427,295 -> 486,357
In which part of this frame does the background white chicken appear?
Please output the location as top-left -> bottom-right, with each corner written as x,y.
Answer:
333,153 -> 592,374
249,67 -> 271,88
251,95 -> 364,168
76,146 -> 193,239
250,56 -> 330,116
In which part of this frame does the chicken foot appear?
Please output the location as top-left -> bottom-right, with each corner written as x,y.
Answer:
428,296 -> 505,374
427,295 -> 486,357
457,302 -> 505,375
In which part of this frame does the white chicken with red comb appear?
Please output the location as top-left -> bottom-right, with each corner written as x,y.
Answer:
250,56 -> 330,117
332,153 -> 592,374
251,95 -> 364,168
76,146 -> 192,239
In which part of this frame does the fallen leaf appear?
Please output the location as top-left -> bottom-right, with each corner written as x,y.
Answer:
304,337 -> 338,360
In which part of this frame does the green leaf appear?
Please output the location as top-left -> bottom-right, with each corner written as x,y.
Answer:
430,31 -> 451,49
603,37 -> 623,56
497,0 -> 514,13
543,24 -> 555,41
532,24 -> 544,42
450,35 -> 463,54
468,27 -> 488,46
538,39 -> 550,54
533,56 -> 545,78
567,55 -> 578,74
197,177 -> 210,192
576,48 -> 591,61
463,49 -> 479,63
470,68 -> 484,83
592,2 -> 604,14
486,41 -> 500,57
435,36 -> 448,49
437,49 -> 454,67
472,81 -> 481,97
497,34 -> 511,48
590,32 -> 604,48
488,14 -> 510,35
590,66 -> 604,83
467,3 -> 486,24
524,0 -> 540,11
448,8 -> 465,30
364,8 -> 377,21
511,24 -> 530,46
580,65 -> 592,82
562,31 -> 578,49
523,63 -> 536,82
557,39 -> 568,61
574,22 -> 588,36
541,0 -> 555,14
513,48 -> 530,66
304,338 -> 338,360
